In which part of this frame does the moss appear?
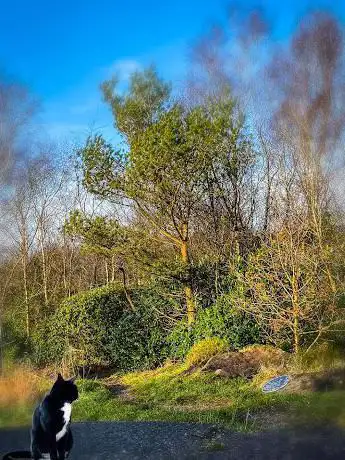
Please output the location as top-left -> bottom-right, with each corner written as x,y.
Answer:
185,338 -> 229,367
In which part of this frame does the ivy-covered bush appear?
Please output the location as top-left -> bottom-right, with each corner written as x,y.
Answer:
168,293 -> 263,360
32,285 -> 176,372
105,292 -> 170,371
31,316 -> 66,367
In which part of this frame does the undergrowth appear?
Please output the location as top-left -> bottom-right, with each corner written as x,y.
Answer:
2,345 -> 345,430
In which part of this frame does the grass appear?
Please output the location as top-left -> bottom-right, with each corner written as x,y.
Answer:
285,391 -> 345,427
2,356 -> 345,431
185,338 -> 229,367
0,365 -> 51,428
73,363 -> 291,430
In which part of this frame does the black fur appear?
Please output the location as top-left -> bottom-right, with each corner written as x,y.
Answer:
2,374 -> 78,460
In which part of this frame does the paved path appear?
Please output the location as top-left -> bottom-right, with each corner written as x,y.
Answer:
1,422 -> 345,459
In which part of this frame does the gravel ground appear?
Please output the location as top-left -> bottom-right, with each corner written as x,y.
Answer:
1,422 -> 345,459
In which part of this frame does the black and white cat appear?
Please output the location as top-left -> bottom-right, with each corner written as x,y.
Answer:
3,373 -> 78,460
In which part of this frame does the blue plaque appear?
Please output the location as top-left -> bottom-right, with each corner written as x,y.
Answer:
262,375 -> 290,393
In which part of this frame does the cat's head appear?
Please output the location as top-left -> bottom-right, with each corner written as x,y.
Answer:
51,373 -> 79,403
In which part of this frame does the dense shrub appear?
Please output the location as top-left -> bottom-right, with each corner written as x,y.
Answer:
31,316 -> 66,367
2,319 -> 29,365
106,302 -> 169,371
169,293 -> 263,360
32,285 -> 176,372
185,337 -> 229,367
32,285 -> 126,368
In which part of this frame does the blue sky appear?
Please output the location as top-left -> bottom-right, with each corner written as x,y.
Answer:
1,0 -> 344,144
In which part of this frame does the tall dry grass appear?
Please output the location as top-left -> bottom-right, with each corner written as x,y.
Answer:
0,365 -> 49,408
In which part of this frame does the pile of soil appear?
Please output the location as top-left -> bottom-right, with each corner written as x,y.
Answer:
202,346 -> 287,379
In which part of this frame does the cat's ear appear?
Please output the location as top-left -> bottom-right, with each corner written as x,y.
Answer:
69,375 -> 77,383
57,373 -> 64,382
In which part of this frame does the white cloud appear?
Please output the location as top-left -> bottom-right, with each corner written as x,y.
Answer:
38,43 -> 188,144
105,59 -> 142,81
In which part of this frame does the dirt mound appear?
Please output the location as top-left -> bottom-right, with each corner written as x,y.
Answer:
202,346 -> 287,379
241,345 -> 287,365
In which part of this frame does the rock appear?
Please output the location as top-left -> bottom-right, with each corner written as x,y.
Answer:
214,369 -> 230,377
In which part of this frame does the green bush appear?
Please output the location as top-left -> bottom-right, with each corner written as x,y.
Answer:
2,319 -> 29,365
169,294 -> 263,360
32,285 -> 127,368
106,298 -> 169,371
185,337 -> 229,367
31,316 -> 65,367
32,285 -> 176,372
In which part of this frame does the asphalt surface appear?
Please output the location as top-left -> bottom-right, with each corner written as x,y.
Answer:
1,422 -> 345,459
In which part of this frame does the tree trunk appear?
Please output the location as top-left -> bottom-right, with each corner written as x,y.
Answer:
105,260 -> 109,285
293,314 -> 300,354
180,224 -> 196,325
21,229 -> 30,338
23,255 -> 29,338
62,246 -> 68,295
39,231 -> 48,307
93,261 -> 98,287
68,245 -> 74,297
292,274 -> 300,354
119,264 -> 135,311
111,255 -> 115,282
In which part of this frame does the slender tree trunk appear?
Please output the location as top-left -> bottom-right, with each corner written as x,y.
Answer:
22,248 -> 29,338
39,230 -> 48,307
105,260 -> 109,285
119,265 -> 135,311
62,248 -> 67,295
292,273 -> 300,354
68,245 -> 74,297
111,255 -> 115,282
19,223 -> 30,339
93,261 -> 98,287
293,313 -> 300,354
215,260 -> 219,299
180,223 -> 196,325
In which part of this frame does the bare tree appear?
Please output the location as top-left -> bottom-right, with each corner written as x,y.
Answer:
0,77 -> 37,371
267,13 -> 345,292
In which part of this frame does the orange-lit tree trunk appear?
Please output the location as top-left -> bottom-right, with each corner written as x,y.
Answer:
180,223 -> 196,325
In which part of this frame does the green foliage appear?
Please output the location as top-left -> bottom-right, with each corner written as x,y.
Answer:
78,134 -> 125,199
169,294 -> 263,360
32,285 -> 177,371
64,210 -> 128,258
32,285 -> 127,367
125,99 -> 248,217
31,316 -> 66,367
2,318 -> 29,364
101,66 -> 171,141
105,287 -> 178,371
106,305 -> 168,372
79,67 -> 255,324
185,337 -> 229,367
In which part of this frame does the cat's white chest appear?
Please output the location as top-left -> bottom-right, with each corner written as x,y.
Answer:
56,402 -> 71,441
